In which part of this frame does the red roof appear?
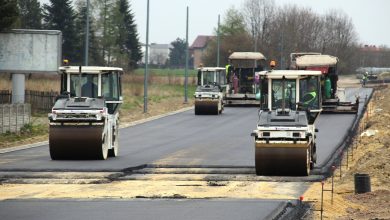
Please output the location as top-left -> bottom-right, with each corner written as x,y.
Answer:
190,35 -> 214,49
361,45 -> 383,52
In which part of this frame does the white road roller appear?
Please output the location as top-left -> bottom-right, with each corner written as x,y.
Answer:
251,70 -> 322,176
48,66 -> 123,160
194,67 -> 226,115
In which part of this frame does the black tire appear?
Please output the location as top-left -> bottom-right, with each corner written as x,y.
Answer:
96,134 -> 108,160
108,125 -> 119,157
303,148 -> 310,176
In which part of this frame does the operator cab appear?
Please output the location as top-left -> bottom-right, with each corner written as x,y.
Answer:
58,66 -> 123,114
197,67 -> 226,86
257,70 -> 322,124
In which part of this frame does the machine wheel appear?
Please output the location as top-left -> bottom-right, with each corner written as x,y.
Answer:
108,125 -> 119,157
304,148 -> 310,176
219,101 -> 224,114
96,134 -> 108,160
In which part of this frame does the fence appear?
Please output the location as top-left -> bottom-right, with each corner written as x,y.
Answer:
0,104 -> 31,134
0,90 -> 11,104
0,90 -> 58,113
25,90 -> 58,113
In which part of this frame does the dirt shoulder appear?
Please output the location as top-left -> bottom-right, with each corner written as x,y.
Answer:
304,85 -> 390,219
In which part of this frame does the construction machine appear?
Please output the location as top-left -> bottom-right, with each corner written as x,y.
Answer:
48,66 -> 123,160
294,54 -> 358,113
225,52 -> 266,105
251,70 -> 322,176
194,67 -> 226,115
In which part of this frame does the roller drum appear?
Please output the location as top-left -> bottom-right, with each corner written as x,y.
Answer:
49,125 -> 106,160
255,146 -> 310,176
194,100 -> 219,115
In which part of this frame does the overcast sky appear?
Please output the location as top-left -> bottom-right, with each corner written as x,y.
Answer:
40,0 -> 390,47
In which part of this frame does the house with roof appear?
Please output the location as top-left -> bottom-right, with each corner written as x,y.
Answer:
190,35 -> 214,69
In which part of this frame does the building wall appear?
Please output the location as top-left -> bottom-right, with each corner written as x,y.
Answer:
193,49 -> 205,68
140,44 -> 172,65
150,44 -> 171,65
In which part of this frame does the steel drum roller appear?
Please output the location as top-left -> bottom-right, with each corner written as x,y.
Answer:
49,125 -> 105,160
195,100 -> 219,115
255,143 -> 309,176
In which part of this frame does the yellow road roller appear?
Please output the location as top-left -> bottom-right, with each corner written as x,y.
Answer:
251,70 -> 322,176
194,67 -> 226,115
48,66 -> 123,160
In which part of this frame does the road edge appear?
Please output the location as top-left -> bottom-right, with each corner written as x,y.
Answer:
0,107 -> 194,154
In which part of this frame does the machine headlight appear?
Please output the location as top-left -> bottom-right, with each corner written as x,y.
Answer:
49,111 -> 57,120
262,132 -> 270,137
96,113 -> 102,121
293,131 -> 306,138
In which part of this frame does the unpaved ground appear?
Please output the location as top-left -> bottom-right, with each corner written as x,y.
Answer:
304,85 -> 390,219
0,180 -> 307,201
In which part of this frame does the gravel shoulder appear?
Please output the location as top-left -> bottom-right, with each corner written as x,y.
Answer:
303,85 -> 390,219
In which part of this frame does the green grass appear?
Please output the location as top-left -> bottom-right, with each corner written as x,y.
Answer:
133,68 -> 197,76
120,84 -> 196,111
0,122 -> 48,146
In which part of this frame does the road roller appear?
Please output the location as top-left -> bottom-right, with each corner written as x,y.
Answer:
48,66 -> 123,160
251,70 -> 322,176
194,67 -> 226,115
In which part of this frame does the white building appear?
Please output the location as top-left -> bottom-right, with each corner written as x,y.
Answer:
140,43 -> 172,65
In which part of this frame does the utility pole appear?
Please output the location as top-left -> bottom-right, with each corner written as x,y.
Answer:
85,0 -> 90,66
144,0 -> 150,113
280,31 -> 284,70
217,14 -> 220,67
253,21 -> 258,67
184,6 -> 189,103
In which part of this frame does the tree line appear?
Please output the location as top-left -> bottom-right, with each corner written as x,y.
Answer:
0,0 -> 142,70
202,0 -> 389,73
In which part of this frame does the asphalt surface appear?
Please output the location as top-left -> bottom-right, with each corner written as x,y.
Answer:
0,88 -> 372,172
0,199 -> 289,220
0,87 -> 372,220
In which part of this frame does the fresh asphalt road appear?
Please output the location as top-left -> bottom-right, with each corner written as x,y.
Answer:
0,88 -> 372,220
0,88 -> 372,172
0,199 -> 289,220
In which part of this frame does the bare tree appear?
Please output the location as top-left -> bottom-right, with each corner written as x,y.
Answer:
202,3 -> 360,72
320,9 -> 358,73
242,0 -> 275,53
202,7 -> 252,67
